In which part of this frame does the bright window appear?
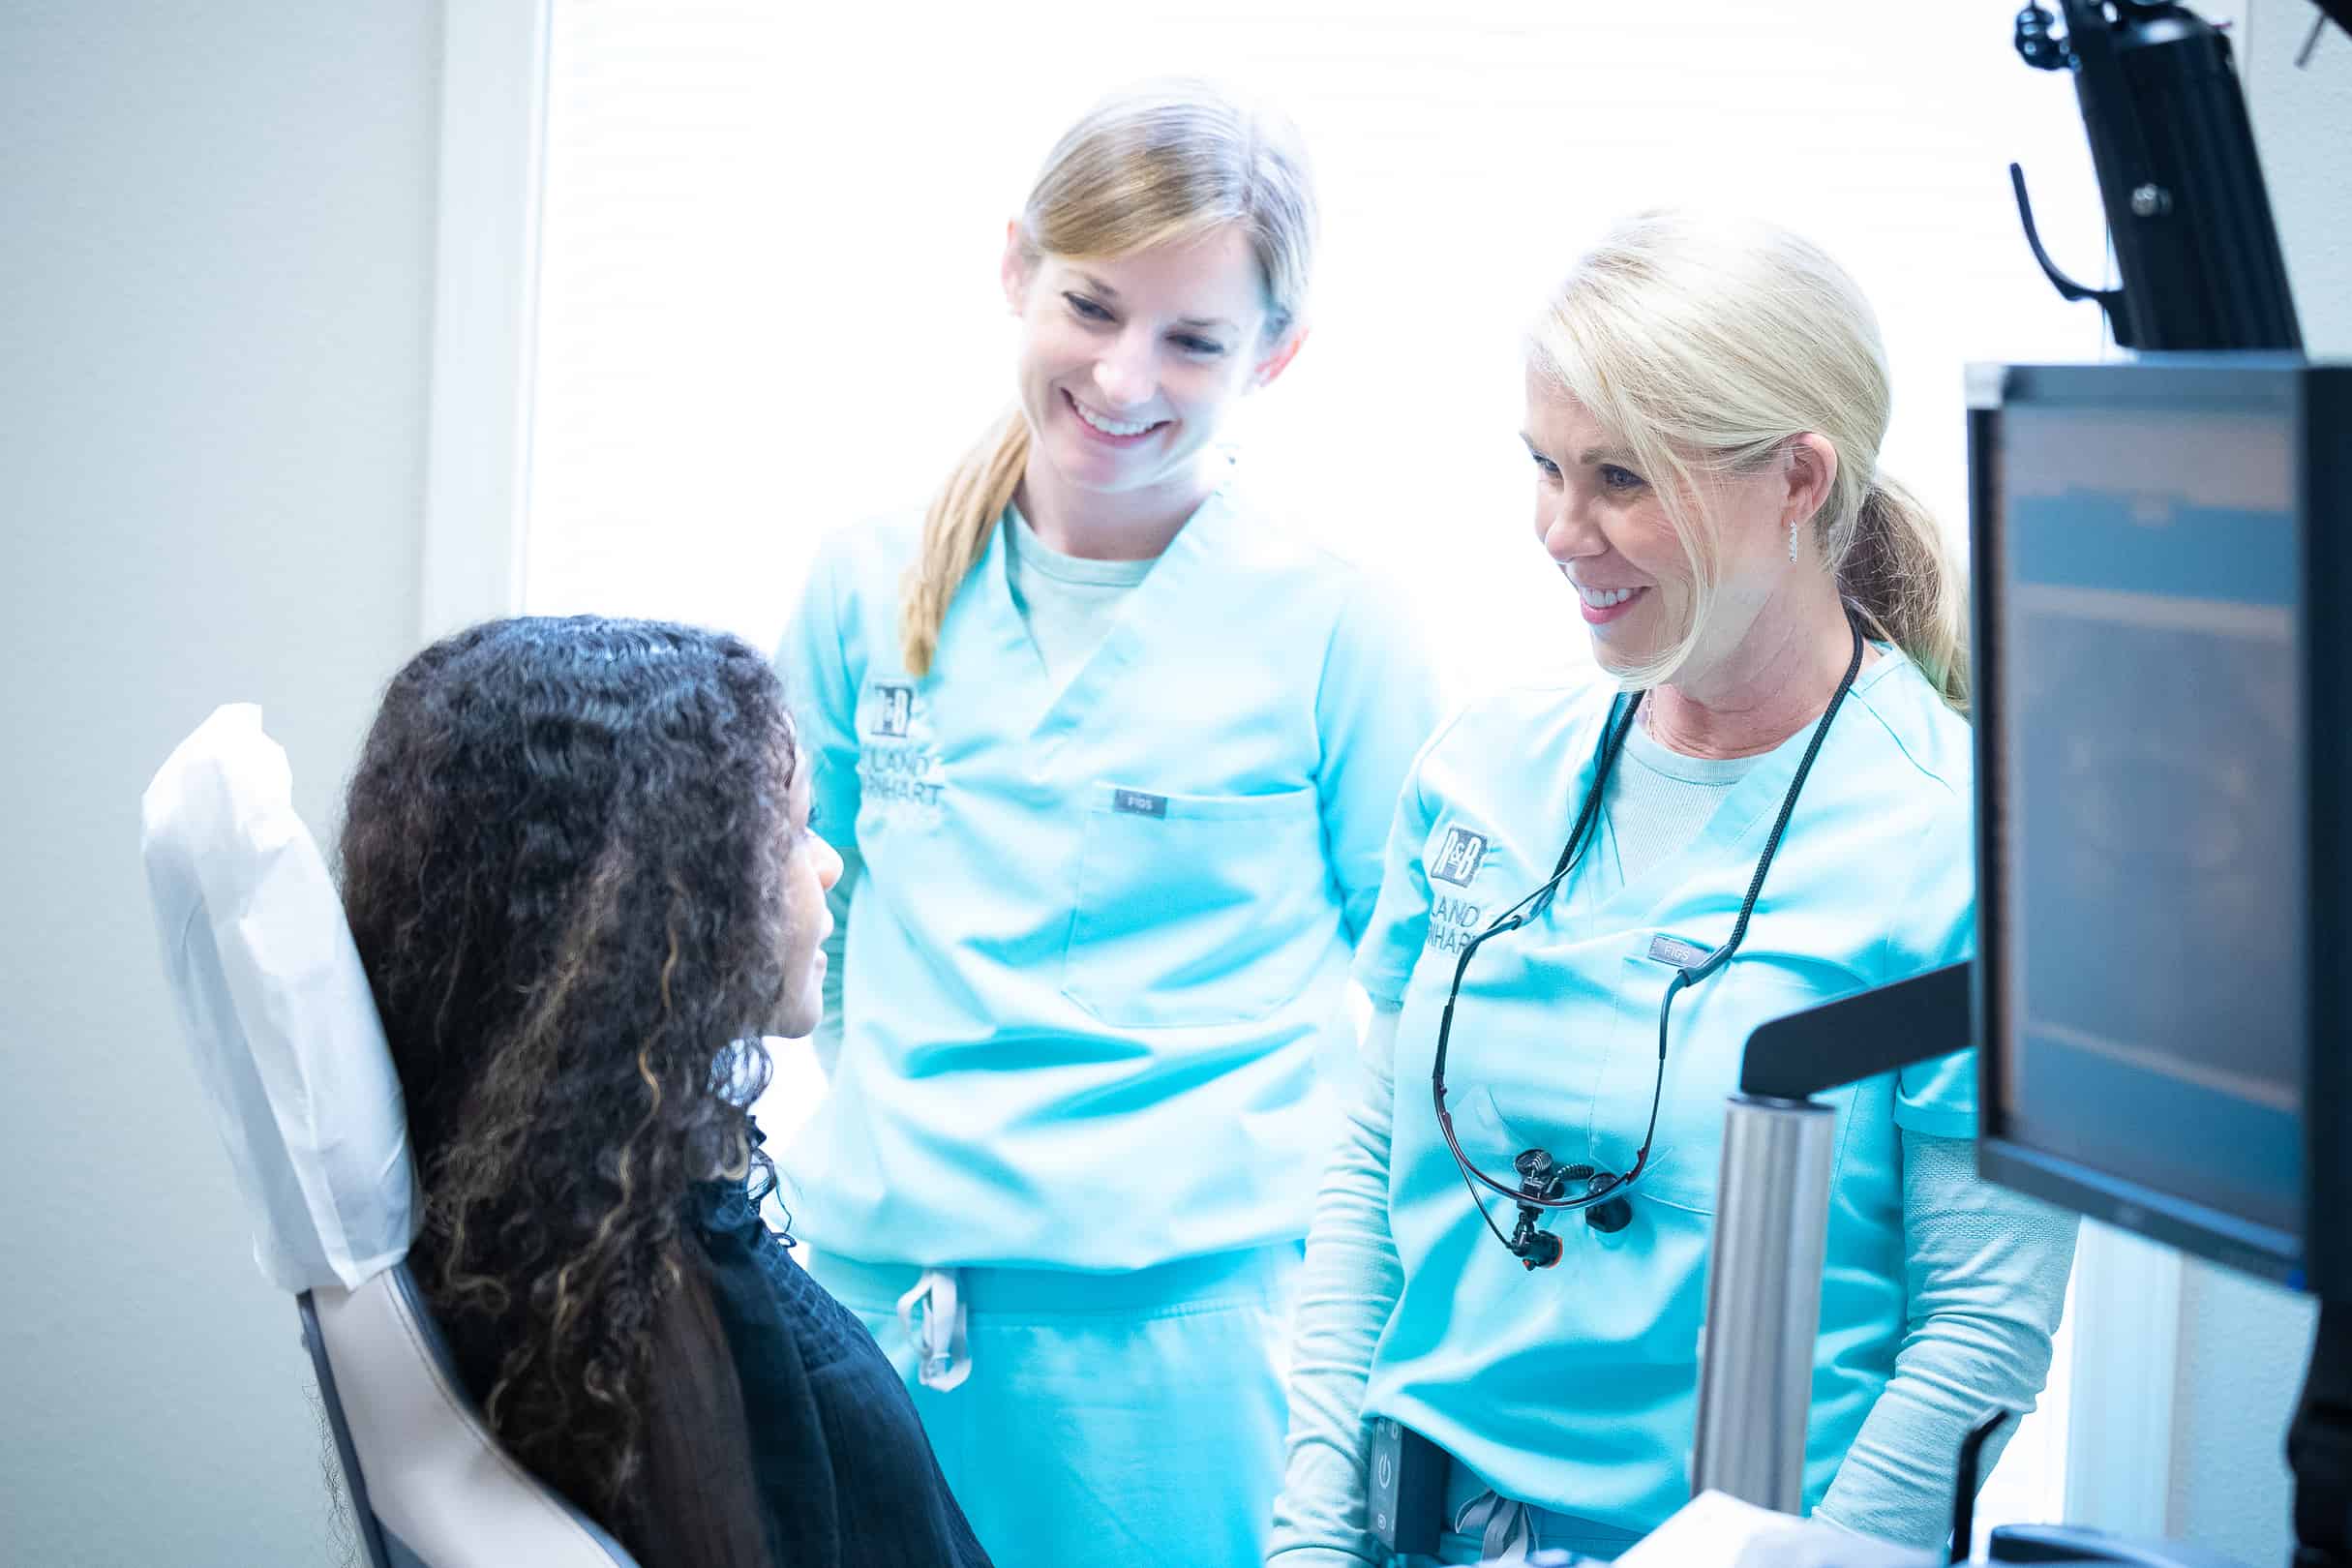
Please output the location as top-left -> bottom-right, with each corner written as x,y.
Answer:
522,0 -> 2112,677
520,0 -> 2117,1539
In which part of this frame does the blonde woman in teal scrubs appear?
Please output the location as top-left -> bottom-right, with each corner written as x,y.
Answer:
1270,211 -> 2078,1564
777,82 -> 1441,1567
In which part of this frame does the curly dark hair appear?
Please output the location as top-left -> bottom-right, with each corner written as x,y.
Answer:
338,616 -> 798,1562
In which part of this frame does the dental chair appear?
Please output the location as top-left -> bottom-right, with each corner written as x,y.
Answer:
142,706 -> 640,1568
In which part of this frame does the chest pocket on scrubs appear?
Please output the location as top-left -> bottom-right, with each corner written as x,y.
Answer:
1063,782 -> 1330,1029
1600,948 -> 1833,1214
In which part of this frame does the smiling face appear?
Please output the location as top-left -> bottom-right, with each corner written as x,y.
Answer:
1003,224 -> 1293,521
1523,369 -> 1826,694
1522,372 -> 1702,678
773,761 -> 843,1040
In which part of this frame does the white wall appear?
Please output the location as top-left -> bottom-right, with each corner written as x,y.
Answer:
2251,0 -> 2352,357
2156,5 -> 2349,1560
0,6 -> 445,1565
2168,1263 -> 2320,1554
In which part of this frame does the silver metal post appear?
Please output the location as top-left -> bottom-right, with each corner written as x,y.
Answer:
1689,1094 -> 1839,1512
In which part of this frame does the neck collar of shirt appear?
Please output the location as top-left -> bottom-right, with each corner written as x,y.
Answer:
1620,714 -> 1764,787
1632,644 -> 1911,779
1006,501 -> 1161,588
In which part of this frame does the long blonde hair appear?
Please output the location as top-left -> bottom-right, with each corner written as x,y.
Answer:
897,79 -> 1317,678
1528,209 -> 1969,711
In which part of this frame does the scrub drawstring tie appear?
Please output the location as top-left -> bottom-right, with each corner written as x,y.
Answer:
896,1268 -> 972,1392
1454,1490 -> 1534,1562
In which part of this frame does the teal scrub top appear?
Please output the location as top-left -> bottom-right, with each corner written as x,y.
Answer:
1354,650 -> 1975,1533
777,488 -> 1442,1272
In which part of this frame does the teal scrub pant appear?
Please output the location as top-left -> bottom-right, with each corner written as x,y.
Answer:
812,1243 -> 1300,1568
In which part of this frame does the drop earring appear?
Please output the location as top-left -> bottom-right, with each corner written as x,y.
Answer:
1789,519 -> 1800,562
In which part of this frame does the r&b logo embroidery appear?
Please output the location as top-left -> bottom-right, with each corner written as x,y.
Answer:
1430,826 -> 1489,888
870,680 -> 914,739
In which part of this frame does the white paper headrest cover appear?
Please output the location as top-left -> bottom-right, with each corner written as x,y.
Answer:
141,705 -> 417,1292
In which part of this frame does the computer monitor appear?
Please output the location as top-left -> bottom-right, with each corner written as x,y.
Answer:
1970,358 -> 2352,1299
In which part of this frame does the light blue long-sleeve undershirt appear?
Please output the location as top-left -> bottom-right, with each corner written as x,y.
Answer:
1267,1009 -> 2080,1564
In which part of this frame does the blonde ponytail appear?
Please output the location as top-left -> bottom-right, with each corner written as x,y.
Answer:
899,410 -> 1028,678
897,78 -> 1317,680
1840,474 -> 1970,713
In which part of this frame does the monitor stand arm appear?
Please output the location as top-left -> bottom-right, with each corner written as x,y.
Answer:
2292,1300 -> 2352,1568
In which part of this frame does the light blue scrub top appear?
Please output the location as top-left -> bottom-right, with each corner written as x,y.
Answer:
779,489 -> 1442,1272
1354,651 -> 1975,1533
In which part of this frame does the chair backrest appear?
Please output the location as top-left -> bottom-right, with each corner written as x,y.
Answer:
142,705 -> 643,1568
298,1264 -> 639,1568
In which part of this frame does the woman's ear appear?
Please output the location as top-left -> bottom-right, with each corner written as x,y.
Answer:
1251,325 -> 1309,392
1783,434 -> 1839,528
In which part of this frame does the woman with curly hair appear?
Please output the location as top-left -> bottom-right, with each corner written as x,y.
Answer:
338,616 -> 991,1568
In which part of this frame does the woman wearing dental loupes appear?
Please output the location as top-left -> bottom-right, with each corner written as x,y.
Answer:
774,80 -> 1441,1568
1268,212 -> 2077,1565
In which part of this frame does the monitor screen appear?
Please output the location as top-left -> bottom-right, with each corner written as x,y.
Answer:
1979,370 -> 2306,1282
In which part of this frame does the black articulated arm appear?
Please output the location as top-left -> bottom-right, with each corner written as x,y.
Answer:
2009,0 -> 2305,351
